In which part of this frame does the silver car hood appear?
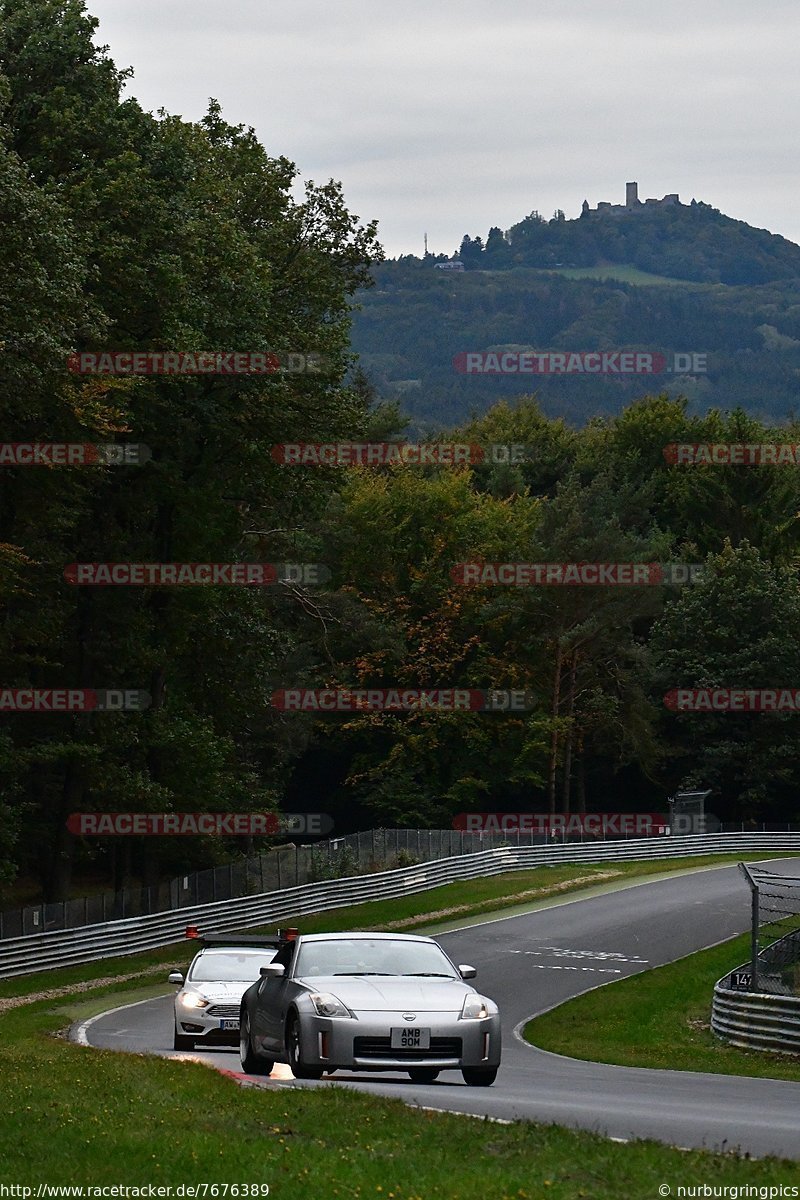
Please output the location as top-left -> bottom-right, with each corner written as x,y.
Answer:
296,974 -> 475,1011
186,980 -> 256,1000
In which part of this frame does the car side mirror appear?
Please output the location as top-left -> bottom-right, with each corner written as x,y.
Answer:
168,971 -> 184,985
260,963 -> 285,978
458,964 -> 477,979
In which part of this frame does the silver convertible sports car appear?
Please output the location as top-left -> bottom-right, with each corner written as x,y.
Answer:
239,931 -> 501,1085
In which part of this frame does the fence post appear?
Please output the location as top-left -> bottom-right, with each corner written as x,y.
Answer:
739,863 -> 759,991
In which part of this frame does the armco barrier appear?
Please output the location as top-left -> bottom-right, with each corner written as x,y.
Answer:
712,975 -> 800,1053
2,833 -> 799,980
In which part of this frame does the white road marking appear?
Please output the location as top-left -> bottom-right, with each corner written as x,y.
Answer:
510,947 -> 648,964
518,962 -> 623,974
72,995 -> 169,1046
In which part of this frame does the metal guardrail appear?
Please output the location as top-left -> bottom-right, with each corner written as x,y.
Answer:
712,975 -> 800,1054
0,828 -> 477,938
5,822 -> 798,939
2,832 -> 799,980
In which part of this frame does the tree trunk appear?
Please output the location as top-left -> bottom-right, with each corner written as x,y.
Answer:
141,501 -> 174,894
576,733 -> 587,814
45,759 -> 82,902
547,639 -> 563,816
560,650 -> 578,813
44,588 -> 93,901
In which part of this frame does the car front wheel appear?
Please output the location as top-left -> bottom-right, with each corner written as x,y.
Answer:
173,1024 -> 195,1050
407,1068 -> 439,1084
239,1009 -> 274,1076
287,1015 -> 323,1080
462,1066 -> 497,1087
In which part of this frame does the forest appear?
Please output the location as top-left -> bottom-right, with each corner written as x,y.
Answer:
2,1 -> 800,905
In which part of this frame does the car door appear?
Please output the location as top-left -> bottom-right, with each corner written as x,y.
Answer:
254,940 -> 296,1053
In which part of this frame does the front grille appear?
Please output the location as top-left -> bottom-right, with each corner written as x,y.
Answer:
353,1036 -> 462,1061
206,1004 -> 240,1019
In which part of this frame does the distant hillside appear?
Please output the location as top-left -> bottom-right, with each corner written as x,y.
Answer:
459,200 -> 800,285
350,200 -> 800,429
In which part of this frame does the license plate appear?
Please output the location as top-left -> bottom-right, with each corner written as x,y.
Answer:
390,1027 -> 430,1050
220,1019 -> 239,1031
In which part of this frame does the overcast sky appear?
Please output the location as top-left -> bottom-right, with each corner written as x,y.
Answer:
88,0 -> 800,260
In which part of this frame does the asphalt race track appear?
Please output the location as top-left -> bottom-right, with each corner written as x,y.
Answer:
75,859 -> 800,1159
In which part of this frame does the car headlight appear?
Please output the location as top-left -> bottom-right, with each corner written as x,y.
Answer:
309,992 -> 355,1018
460,995 -> 490,1020
177,991 -> 209,1009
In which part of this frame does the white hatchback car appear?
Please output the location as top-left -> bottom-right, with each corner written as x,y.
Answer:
170,939 -> 280,1050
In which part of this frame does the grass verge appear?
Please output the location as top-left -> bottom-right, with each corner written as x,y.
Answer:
524,932 -> 800,1083
0,987 -> 798,1197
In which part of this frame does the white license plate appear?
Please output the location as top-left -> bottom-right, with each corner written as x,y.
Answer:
219,1019 -> 239,1031
390,1026 -> 430,1050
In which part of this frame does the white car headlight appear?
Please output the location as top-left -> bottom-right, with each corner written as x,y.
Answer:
460,995 -> 490,1020
178,991 -> 209,1009
309,992 -> 355,1018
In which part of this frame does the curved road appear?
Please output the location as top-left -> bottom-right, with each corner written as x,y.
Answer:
76,859 -> 800,1160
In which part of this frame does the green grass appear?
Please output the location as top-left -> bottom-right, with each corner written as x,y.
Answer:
0,985 -> 797,1196
524,933 -> 800,1083
536,264 -> 698,286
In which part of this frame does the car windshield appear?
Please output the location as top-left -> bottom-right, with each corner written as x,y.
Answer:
294,938 -> 459,979
188,950 -> 274,982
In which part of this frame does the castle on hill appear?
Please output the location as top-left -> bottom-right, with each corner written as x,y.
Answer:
582,181 -> 681,216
